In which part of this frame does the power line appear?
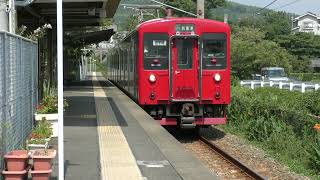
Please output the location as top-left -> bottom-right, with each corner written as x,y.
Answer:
274,0 -> 302,10
255,0 -> 280,14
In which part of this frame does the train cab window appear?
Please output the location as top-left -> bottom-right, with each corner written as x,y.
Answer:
202,33 -> 226,69
143,33 -> 169,70
176,39 -> 193,69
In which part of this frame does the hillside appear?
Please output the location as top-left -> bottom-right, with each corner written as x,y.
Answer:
209,1 -> 295,23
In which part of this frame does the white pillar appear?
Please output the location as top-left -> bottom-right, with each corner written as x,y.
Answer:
57,0 -> 64,178
0,2 -> 8,31
260,81 -> 264,87
315,84 -> 319,91
8,0 -> 15,33
270,81 -> 273,87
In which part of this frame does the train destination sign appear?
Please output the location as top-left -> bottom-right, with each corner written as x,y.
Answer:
175,24 -> 195,32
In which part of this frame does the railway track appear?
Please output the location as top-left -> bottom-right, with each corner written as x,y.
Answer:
172,130 -> 266,180
198,136 -> 266,180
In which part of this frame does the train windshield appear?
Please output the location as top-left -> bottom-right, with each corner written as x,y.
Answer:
202,33 -> 226,69
143,33 -> 169,70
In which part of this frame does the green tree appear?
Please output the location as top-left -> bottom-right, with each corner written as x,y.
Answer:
231,27 -> 294,78
276,33 -> 320,59
164,0 -> 225,18
261,11 -> 292,40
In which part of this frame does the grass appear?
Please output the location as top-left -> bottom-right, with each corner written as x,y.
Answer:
222,86 -> 320,179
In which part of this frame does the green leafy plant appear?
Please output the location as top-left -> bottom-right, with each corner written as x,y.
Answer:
36,81 -> 68,114
30,117 -> 52,139
224,86 -> 320,178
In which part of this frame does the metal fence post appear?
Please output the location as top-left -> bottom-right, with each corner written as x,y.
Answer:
3,32 -> 7,154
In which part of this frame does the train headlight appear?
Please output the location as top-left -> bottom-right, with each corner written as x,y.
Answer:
149,74 -> 156,83
214,73 -> 221,82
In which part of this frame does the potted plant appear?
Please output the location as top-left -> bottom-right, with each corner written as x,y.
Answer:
30,169 -> 52,180
30,149 -> 56,171
3,150 -> 29,171
26,118 -> 52,150
2,168 -> 29,180
2,150 -> 30,180
34,81 -> 68,137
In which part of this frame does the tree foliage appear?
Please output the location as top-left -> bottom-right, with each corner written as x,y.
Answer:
231,27 -> 294,78
164,0 -> 225,18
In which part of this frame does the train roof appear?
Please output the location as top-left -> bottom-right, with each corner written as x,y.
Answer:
120,17 -> 229,43
137,17 -> 230,31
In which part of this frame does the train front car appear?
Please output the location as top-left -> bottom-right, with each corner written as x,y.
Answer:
138,18 -> 231,129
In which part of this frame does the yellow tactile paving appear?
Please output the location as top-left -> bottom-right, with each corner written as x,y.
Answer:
92,73 -> 144,180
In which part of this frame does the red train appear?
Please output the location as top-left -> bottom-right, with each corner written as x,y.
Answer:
105,17 -> 230,128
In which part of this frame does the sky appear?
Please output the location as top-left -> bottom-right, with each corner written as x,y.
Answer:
228,0 -> 320,15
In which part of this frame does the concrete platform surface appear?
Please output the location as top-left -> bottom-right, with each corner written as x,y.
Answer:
51,74 -> 219,180
93,73 -> 219,180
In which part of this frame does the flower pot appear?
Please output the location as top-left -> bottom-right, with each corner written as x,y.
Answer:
31,149 -> 56,170
34,113 -> 58,137
27,138 -> 50,150
1,169 -> 28,180
30,169 -> 52,180
4,150 -> 29,171
27,142 -> 49,150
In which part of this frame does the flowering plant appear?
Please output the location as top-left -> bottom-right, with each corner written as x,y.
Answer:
36,96 -> 68,114
17,23 -> 52,41
36,80 -> 68,114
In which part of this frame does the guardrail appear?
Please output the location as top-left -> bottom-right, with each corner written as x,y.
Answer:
240,80 -> 320,93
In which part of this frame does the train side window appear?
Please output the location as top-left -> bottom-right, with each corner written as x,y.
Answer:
202,33 -> 227,69
143,33 -> 169,70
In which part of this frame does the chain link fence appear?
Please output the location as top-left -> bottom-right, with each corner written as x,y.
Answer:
0,31 -> 38,170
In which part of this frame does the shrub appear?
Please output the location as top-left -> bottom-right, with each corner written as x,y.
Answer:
290,73 -> 320,83
225,86 -> 320,177
31,118 -> 52,139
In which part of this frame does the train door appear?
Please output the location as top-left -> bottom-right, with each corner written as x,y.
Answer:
171,38 -> 199,101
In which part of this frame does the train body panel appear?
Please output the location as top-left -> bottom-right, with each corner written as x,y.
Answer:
105,18 -> 231,127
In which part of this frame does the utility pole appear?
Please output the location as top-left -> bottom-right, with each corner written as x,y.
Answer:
197,0 -> 204,19
0,0 -> 8,31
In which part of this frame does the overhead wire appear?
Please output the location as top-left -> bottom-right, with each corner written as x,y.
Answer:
273,0 -> 302,10
255,0 -> 280,14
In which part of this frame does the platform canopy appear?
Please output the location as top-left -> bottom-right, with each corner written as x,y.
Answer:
16,0 -> 121,30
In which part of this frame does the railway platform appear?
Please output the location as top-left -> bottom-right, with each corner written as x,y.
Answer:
51,72 -> 219,180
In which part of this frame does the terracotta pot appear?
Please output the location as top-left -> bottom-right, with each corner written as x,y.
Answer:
1,169 -> 28,180
30,169 -> 52,180
4,150 -> 29,171
31,149 -> 56,170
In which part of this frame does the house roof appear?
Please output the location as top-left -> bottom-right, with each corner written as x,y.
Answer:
294,12 -> 320,21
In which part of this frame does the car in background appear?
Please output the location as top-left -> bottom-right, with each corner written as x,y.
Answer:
261,67 -> 289,81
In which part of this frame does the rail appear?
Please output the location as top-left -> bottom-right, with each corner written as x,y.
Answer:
240,80 -> 320,93
199,136 -> 267,180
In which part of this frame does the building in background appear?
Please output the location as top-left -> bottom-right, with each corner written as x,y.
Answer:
292,12 -> 320,35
